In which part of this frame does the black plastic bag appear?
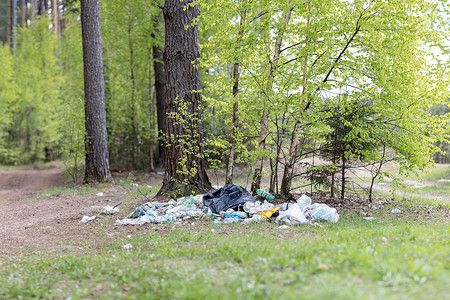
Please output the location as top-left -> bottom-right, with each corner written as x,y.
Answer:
203,185 -> 255,214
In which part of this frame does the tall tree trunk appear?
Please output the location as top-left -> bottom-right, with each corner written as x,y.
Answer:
29,0 -> 35,21
36,0 -> 49,15
51,0 -> 60,36
6,0 -> 11,44
157,0 -> 211,197
10,0 -> 17,48
80,0 -> 112,183
251,5 -> 292,192
331,153 -> 336,197
21,0 -> 25,28
340,150 -> 346,200
225,9 -> 246,185
153,16 -> 166,166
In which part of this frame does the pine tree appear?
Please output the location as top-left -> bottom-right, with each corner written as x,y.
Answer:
80,0 -> 112,183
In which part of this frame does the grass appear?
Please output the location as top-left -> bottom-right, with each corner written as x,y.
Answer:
0,160 -> 64,170
1,201 -> 448,300
421,166 -> 450,181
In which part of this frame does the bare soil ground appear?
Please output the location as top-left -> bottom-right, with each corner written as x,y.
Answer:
0,164 -> 447,258
0,166 -> 163,257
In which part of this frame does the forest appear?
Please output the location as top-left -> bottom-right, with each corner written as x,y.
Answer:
0,0 -> 449,199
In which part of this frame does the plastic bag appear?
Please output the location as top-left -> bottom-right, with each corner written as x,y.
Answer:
243,201 -> 275,215
242,215 -> 265,224
101,205 -> 119,215
303,203 -> 339,223
297,194 -> 312,211
275,203 -> 308,225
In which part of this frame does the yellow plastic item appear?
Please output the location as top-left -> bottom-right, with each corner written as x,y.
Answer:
259,207 -> 280,220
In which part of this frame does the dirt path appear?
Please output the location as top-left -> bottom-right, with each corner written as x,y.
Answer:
0,167 -> 148,256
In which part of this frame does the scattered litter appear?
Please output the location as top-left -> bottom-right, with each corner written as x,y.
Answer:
81,215 -> 96,223
223,217 -> 240,224
243,201 -> 275,215
278,225 -> 289,229
221,212 -> 243,220
242,215 -> 265,224
391,208 -> 402,214
311,222 -> 324,228
363,217 -> 376,220
413,185 -> 425,189
96,192 -> 104,196
275,203 -> 308,225
318,264 -> 329,270
123,244 -> 133,250
115,215 -> 151,225
126,235 -> 131,239
101,205 -> 120,215
131,183 -> 139,187
360,211 -> 372,217
303,203 -> 339,223
378,182 -> 387,185
155,171 -> 165,175
259,207 -> 280,219
437,179 -> 450,182
255,189 -> 275,202
114,191 -> 341,227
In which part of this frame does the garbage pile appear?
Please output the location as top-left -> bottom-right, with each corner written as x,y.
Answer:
114,185 -> 339,226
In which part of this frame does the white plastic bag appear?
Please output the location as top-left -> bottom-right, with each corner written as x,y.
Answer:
297,194 -> 312,211
241,215 -> 265,224
275,203 -> 309,225
243,201 -> 275,215
303,203 -> 339,223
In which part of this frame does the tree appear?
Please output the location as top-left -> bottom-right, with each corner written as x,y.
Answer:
157,0 -> 211,197
201,0 -> 449,199
80,0 -> 112,183
153,14 -> 166,166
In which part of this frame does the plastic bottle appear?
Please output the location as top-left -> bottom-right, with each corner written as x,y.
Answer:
255,189 -> 275,202
221,212 -> 242,219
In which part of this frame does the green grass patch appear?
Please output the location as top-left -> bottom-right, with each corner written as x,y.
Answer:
0,160 -> 64,170
36,184 -> 98,197
421,166 -> 450,181
1,208 -> 448,299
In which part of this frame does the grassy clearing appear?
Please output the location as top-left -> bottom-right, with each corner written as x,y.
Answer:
0,160 -> 64,170
421,166 -> 450,181
1,200 -> 448,300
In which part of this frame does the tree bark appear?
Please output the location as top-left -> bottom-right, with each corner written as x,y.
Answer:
21,0 -> 25,28
6,0 -> 11,44
10,0 -> 17,48
51,0 -> 61,36
340,150 -> 346,200
153,16 -> 166,166
251,5 -> 292,192
157,0 -> 211,197
36,0 -> 49,15
80,0 -> 112,183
